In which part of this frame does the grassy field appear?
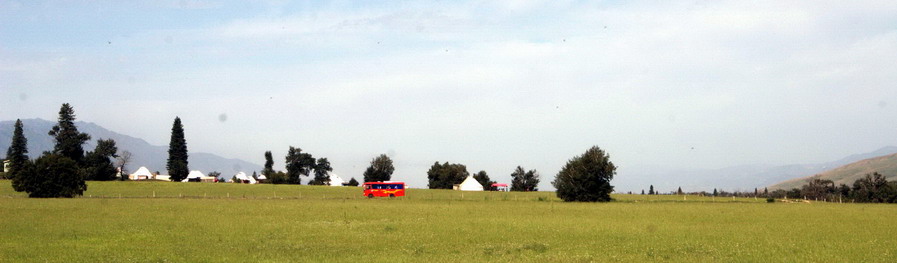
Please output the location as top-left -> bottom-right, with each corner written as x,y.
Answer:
1,180 -> 895,262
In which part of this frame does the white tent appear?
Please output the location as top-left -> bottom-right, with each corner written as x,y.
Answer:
233,172 -> 257,184
457,174 -> 484,191
181,170 -> 205,182
328,172 -> 345,186
129,166 -> 154,180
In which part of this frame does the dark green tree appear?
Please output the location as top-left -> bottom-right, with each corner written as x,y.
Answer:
348,177 -> 360,186
677,187 -> 683,195
511,166 -> 540,192
712,188 -> 718,196
263,151 -> 275,177
48,103 -> 91,164
166,117 -> 189,182
7,119 -> 29,192
19,154 -> 85,198
851,172 -> 891,203
426,162 -> 468,189
552,146 -> 616,202
310,157 -> 333,185
641,189 -> 645,195
363,154 -> 394,182
285,146 -> 315,184
472,170 -> 495,190
82,139 -> 119,181
648,185 -> 655,195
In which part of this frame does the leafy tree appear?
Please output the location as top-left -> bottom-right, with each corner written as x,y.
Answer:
82,139 -> 119,181
472,170 -> 495,190
348,177 -> 360,186
648,185 -> 655,195
7,119 -> 29,191
48,104 -> 91,164
511,166 -> 539,192
310,157 -> 333,185
552,146 -> 616,202
208,171 -> 221,179
268,171 -> 288,184
19,154 -> 86,198
166,117 -> 189,182
851,172 -> 891,203
426,162 -> 468,189
363,154 -> 394,182
285,146 -> 315,184
801,178 -> 835,201
115,150 -> 132,180
263,151 -> 275,177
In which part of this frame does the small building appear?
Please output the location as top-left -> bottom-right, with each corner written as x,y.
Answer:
2,160 -> 10,173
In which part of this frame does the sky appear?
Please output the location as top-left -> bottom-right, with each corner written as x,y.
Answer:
2,1 -> 897,190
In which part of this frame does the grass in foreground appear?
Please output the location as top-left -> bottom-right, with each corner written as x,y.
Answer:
1,180 -> 895,262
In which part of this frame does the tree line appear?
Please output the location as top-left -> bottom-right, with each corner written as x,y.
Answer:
3,103 -> 621,202
5,104 -> 123,197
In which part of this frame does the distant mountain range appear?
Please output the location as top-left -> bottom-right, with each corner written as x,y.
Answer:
615,146 -> 897,193
769,152 -> 897,190
0,119 -> 262,177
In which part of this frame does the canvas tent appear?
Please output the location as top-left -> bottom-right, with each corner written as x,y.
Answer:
232,172 -> 257,184
129,166 -> 154,180
181,170 -> 205,182
328,172 -> 345,186
457,174 -> 484,191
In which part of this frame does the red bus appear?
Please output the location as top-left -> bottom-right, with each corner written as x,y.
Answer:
363,182 -> 406,198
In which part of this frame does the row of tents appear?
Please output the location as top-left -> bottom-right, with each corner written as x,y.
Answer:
127,166 -> 348,186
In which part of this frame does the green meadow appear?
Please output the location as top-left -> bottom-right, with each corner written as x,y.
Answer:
1,180 -> 895,262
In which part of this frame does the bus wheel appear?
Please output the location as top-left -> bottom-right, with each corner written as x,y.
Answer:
389,194 -> 395,198
367,194 -> 374,198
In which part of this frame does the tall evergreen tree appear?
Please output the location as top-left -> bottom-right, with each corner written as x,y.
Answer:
363,154 -> 394,182
263,151 -> 274,177
48,103 -> 91,164
166,117 -> 189,182
472,170 -> 495,190
648,185 -> 655,195
511,166 -> 540,192
7,119 -> 30,192
310,157 -> 333,185
82,139 -> 119,181
712,188 -> 718,196
677,187 -> 683,195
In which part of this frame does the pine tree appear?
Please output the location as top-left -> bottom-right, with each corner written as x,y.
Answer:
713,188 -> 718,196
648,185 -> 655,195
677,187 -> 683,195
48,103 -> 90,164
166,117 -> 189,181
7,119 -> 30,192
263,151 -> 274,177
511,166 -> 540,192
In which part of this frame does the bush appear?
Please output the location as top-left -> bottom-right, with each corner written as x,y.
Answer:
766,197 -> 775,203
553,146 -> 616,202
20,154 -> 86,198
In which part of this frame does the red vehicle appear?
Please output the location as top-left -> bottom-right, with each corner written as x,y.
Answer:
363,182 -> 406,198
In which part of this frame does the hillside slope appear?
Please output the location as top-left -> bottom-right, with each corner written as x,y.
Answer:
769,153 -> 897,190
0,119 -> 262,177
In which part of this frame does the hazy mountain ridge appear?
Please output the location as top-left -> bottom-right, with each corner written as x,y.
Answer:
0,119 -> 262,177
769,152 -> 897,190
615,146 -> 897,193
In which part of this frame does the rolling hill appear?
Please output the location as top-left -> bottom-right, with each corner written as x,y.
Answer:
769,153 -> 897,190
0,119 -> 262,177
